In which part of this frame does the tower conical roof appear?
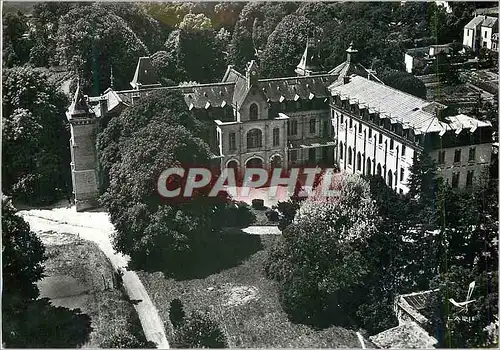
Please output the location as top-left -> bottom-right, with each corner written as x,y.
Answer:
295,38 -> 325,76
130,57 -> 160,89
67,81 -> 94,119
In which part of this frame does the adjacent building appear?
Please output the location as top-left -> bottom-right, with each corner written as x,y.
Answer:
67,42 -> 493,210
404,44 -> 450,74
463,15 -> 499,52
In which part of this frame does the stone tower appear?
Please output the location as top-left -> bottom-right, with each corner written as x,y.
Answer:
66,83 -> 99,211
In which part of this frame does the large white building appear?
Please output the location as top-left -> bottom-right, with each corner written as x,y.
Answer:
330,75 -> 493,194
463,15 -> 498,52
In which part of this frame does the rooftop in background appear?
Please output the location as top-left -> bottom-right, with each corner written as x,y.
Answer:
464,15 -> 498,29
369,321 -> 438,349
475,6 -> 499,16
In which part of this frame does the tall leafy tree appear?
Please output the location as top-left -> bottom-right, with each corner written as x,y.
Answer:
379,70 -> 428,99
2,11 -> 32,67
260,14 -> 319,78
56,4 -> 148,95
2,66 -> 70,204
265,174 -> 378,326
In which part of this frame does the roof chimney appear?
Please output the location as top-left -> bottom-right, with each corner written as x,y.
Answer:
346,42 -> 358,63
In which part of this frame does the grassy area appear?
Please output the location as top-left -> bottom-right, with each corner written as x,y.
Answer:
41,234 -> 148,347
137,234 -> 360,348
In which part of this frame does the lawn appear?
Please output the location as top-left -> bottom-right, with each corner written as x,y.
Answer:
137,234 -> 360,348
39,232 -> 148,347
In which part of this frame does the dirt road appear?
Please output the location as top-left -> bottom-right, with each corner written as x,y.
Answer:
19,208 -> 170,349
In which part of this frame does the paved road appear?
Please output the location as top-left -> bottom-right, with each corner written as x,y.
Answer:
19,208 -> 170,349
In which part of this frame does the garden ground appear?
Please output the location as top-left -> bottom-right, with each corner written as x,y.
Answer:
37,232 -> 148,347
137,234 -> 361,348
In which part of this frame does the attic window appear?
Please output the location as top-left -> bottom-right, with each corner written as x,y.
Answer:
277,86 -> 281,91
306,83 -> 310,89
189,103 -> 194,111
205,101 -> 211,109
221,100 -> 227,108
294,94 -> 300,101
219,91 -> 224,96
309,92 -> 315,100
204,92 -> 208,97
262,87 -> 267,93
279,95 -> 285,103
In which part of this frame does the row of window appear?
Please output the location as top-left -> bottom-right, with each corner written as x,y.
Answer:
249,99 -> 329,121
287,119 -> 318,136
438,147 -> 476,164
341,117 -> 408,156
228,128 -> 281,150
452,170 -> 475,188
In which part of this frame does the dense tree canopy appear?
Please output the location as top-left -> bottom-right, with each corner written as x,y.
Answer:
265,174 -> 378,326
2,66 -> 70,204
56,4 -> 148,95
379,70 -> 428,99
260,14 -> 319,78
2,11 -> 32,68
98,90 -> 229,273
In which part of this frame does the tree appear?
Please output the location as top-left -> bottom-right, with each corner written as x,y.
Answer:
2,11 -> 32,67
2,66 -> 71,205
260,14 -> 319,78
98,90 -> 228,274
426,266 -> 498,348
174,311 -> 228,348
179,13 -> 213,31
379,70 -> 427,99
2,198 -> 93,347
29,2 -> 81,67
163,28 -> 226,83
265,174 -> 378,326
56,4 -> 148,95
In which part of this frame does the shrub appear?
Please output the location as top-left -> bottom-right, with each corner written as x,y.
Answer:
251,199 -> 265,210
174,311 -> 228,348
169,299 -> 186,329
265,208 -> 279,222
221,201 -> 256,228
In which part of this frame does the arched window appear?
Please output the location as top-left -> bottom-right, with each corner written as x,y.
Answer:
249,103 -> 258,120
339,142 -> 344,159
366,157 -> 372,175
348,147 -> 353,165
377,163 -> 382,176
357,152 -> 362,171
247,128 -> 262,148
388,170 -> 393,187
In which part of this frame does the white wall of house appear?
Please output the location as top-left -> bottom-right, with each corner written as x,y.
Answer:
463,27 -> 476,50
332,108 -> 416,194
482,26 -> 495,49
404,53 -> 414,73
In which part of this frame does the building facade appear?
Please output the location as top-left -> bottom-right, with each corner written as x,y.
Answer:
67,42 -> 493,211
330,76 -> 493,194
463,15 -> 499,52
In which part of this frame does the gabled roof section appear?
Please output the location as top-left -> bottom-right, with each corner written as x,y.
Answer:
329,60 -> 383,83
130,57 -> 161,89
465,15 -> 486,29
181,82 -> 235,110
222,65 -> 249,109
482,16 -> 498,28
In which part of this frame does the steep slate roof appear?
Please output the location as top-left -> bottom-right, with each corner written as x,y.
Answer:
67,83 -> 94,118
329,75 -> 447,133
259,75 -> 335,102
130,57 -> 161,89
295,39 -> 326,76
465,15 -> 487,29
222,65 -> 248,108
369,322 -> 438,349
181,82 -> 235,110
